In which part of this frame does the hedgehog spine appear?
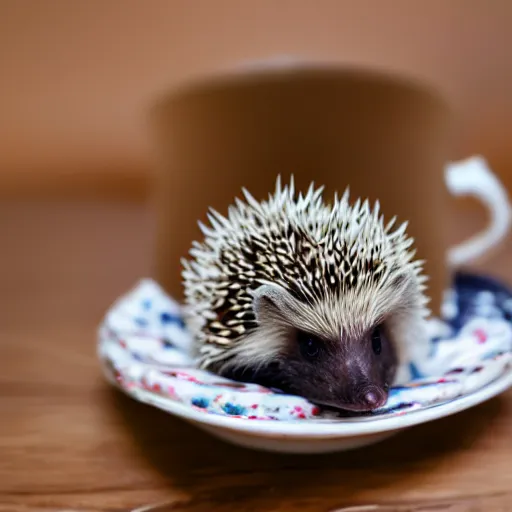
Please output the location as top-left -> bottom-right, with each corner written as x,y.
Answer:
181,176 -> 430,380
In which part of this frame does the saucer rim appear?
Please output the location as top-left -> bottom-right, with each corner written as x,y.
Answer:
123,367 -> 512,438
103,269 -> 512,437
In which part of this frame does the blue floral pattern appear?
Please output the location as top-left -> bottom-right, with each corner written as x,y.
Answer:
97,272 -> 512,422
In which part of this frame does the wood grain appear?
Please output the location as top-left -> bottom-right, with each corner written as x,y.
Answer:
1,200 -> 511,512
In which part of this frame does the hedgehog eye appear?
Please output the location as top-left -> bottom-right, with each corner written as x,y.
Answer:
297,330 -> 322,360
371,325 -> 382,355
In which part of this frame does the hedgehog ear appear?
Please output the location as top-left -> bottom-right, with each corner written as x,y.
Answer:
251,284 -> 300,325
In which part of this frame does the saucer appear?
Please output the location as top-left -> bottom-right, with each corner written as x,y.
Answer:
97,271 -> 512,454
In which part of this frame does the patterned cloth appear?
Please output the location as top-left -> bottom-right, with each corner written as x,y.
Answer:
98,272 -> 512,422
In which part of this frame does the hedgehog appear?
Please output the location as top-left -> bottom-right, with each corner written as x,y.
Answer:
181,177 -> 431,412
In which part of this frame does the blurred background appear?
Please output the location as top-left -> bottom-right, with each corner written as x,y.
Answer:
3,2 -> 512,509
1,0 -> 512,202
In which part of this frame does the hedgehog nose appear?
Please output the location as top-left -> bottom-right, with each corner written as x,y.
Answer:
361,388 -> 386,410
364,391 -> 380,408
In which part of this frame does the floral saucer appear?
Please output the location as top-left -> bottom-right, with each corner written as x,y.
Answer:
97,271 -> 512,454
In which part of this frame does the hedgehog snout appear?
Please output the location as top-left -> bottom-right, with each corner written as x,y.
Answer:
318,329 -> 395,412
345,385 -> 388,411
363,388 -> 386,408
311,383 -> 388,413
323,361 -> 390,411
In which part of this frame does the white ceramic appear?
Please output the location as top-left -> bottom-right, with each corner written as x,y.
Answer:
446,155 -> 512,266
98,270 -> 512,454
124,368 -> 512,454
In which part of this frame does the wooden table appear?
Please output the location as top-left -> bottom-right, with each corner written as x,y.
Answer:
1,200 -> 511,512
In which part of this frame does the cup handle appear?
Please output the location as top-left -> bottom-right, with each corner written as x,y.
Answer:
445,155 -> 512,267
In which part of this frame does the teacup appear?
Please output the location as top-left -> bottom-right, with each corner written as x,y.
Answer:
148,60 -> 511,317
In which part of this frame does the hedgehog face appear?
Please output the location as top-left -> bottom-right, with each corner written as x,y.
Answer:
216,280 -> 423,413
278,323 -> 397,411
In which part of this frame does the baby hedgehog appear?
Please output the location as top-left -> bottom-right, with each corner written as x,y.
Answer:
181,177 -> 430,412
